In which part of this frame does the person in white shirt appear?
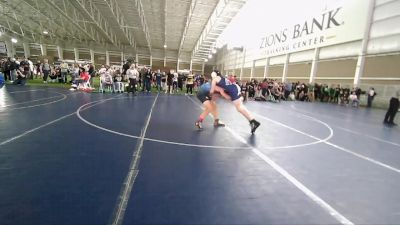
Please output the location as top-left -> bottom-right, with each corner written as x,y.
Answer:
73,64 -> 80,82
28,58 -> 34,79
98,65 -> 106,76
172,71 -> 178,93
127,64 -> 139,94
60,62 -> 69,83
367,87 -> 376,108
186,71 -> 194,95
113,69 -> 124,93
100,66 -> 113,93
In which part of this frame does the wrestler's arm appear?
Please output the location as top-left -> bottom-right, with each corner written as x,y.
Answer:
213,86 -> 231,100
210,76 -> 220,94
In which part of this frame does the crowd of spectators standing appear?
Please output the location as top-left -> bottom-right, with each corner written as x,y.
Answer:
93,60 -> 207,95
0,57 -> 377,108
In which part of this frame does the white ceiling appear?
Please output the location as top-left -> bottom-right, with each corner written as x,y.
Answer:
0,0 -> 247,60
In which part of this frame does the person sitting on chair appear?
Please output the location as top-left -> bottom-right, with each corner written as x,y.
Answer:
100,70 -> 113,93
349,91 -> 359,107
70,67 -> 90,90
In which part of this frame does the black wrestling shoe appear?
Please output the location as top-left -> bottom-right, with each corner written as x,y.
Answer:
250,120 -> 260,134
195,121 -> 203,129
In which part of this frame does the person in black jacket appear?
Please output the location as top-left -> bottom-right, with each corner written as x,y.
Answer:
383,90 -> 400,126
367,87 -> 377,108
166,71 -> 173,94
122,61 -> 131,77
3,58 -> 11,81
143,68 -> 152,92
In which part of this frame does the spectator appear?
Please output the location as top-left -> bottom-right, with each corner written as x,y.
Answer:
100,69 -> 113,93
172,70 -> 178,93
52,67 -> 60,83
112,69 -> 123,93
88,63 -> 95,86
13,67 -> 27,86
127,64 -> 138,94
19,58 -> 30,80
334,85 -> 340,103
154,69 -> 162,92
227,74 -> 236,84
186,71 -> 194,95
260,79 -> 268,98
178,73 -> 184,92
328,86 -> 336,102
166,71 -> 173,94
71,67 -> 90,90
349,91 -> 359,107
42,59 -> 52,83
383,89 -> 400,126
355,87 -> 362,100
60,61 -> 69,83
367,87 -> 376,108
143,68 -> 152,92
72,64 -> 80,82
3,58 -> 11,81
10,58 -> 19,82
161,71 -> 166,91
240,82 -> 248,102
35,60 -> 41,79
28,58 -> 33,79
308,83 -> 315,102
122,60 -> 131,77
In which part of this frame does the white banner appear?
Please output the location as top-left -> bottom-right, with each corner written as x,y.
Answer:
252,0 -> 370,57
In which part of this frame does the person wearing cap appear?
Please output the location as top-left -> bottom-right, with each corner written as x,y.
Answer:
210,70 -> 261,134
383,89 -> 400,126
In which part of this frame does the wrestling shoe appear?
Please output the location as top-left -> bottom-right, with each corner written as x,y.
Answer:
250,120 -> 260,134
214,119 -> 225,127
195,121 -> 203,129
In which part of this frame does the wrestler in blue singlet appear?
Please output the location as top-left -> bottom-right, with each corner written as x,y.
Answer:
197,82 -> 212,103
216,76 -> 241,101
199,82 -> 211,94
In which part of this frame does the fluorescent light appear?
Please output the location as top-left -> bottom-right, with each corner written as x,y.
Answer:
43,31 -> 49,34
205,59 -> 208,62
208,54 -> 212,59
11,38 -> 17,43
163,44 -> 167,48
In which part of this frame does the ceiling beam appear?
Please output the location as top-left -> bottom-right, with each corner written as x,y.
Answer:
128,0 -> 152,53
192,0 -> 246,59
177,0 -> 197,57
163,0 -> 167,60
0,0 -> 68,41
70,0 -> 121,48
41,0 -> 98,42
102,0 -> 136,49
20,0 -> 77,40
